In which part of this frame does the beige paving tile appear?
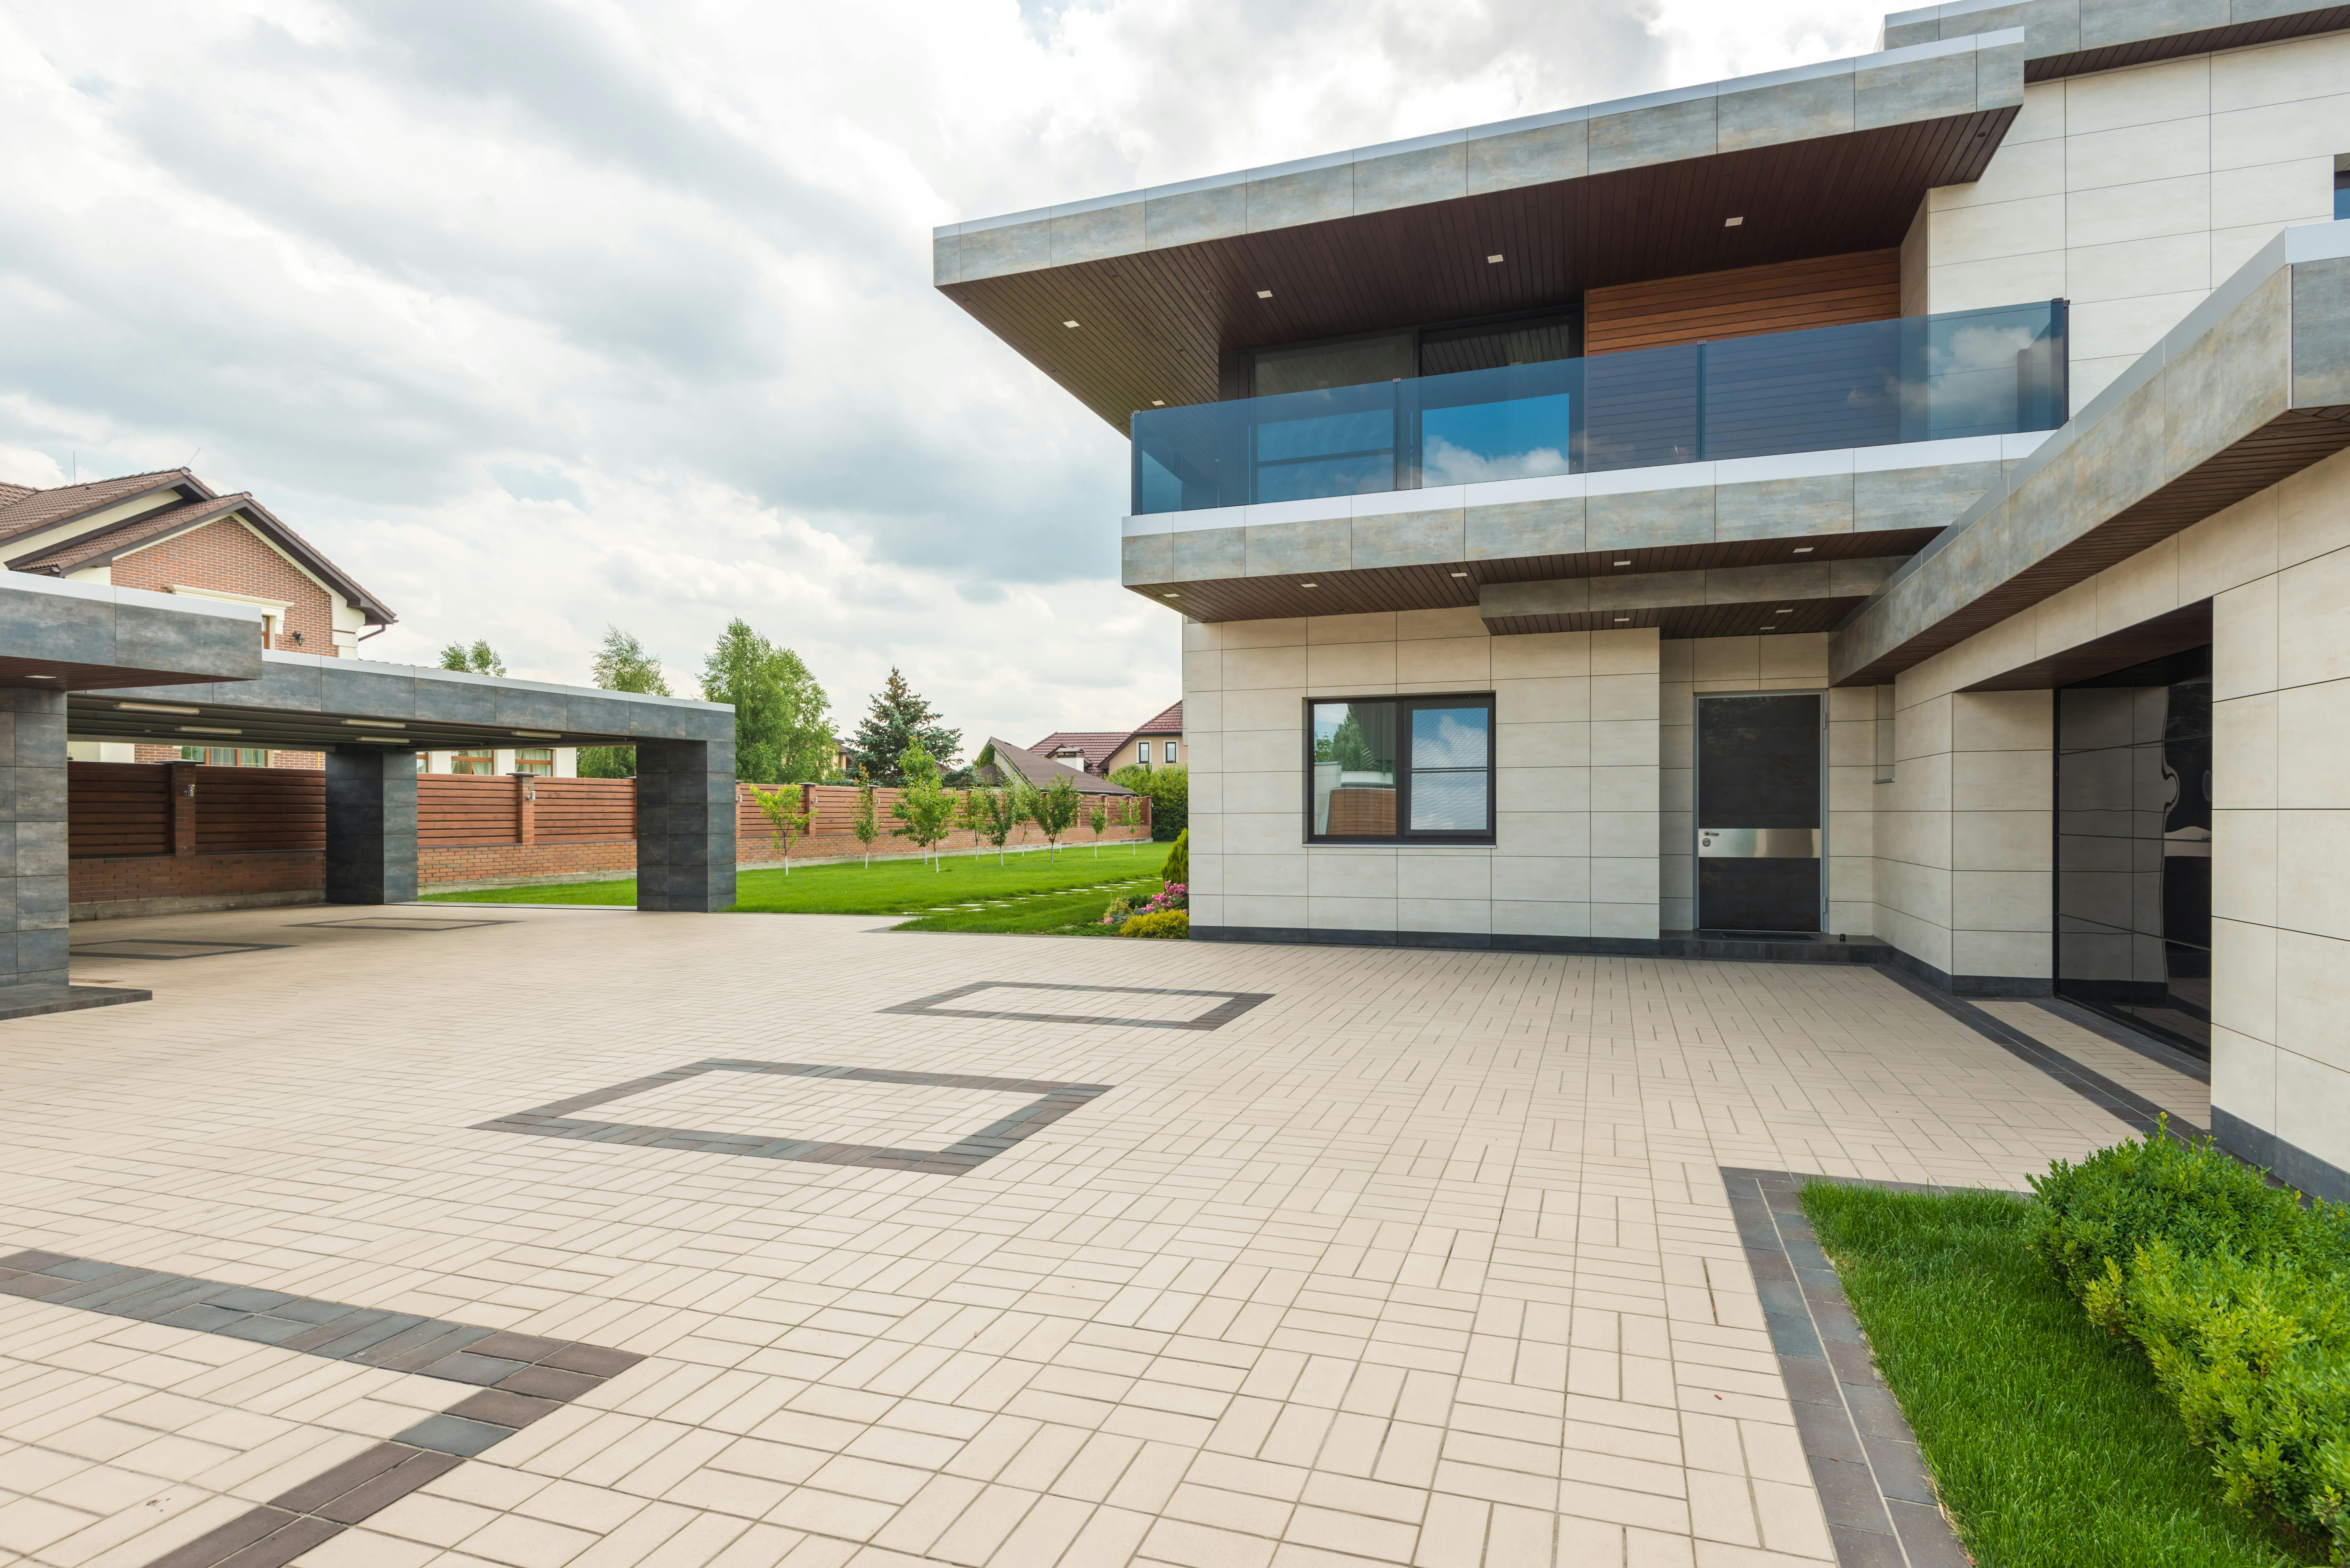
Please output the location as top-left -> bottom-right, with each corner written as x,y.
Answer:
8,905 -> 2153,1566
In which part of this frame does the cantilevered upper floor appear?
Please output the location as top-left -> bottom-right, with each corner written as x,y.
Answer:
935,33 -> 2027,433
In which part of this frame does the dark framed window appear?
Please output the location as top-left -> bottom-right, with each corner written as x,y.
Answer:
1307,695 -> 1495,844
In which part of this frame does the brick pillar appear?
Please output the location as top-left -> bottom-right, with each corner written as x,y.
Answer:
635,738 -> 735,912
326,749 -> 418,905
169,762 -> 198,856
1,689 -> 69,990
516,774 -> 537,845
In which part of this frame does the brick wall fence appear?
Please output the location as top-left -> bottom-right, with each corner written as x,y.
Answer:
67,765 -> 1151,917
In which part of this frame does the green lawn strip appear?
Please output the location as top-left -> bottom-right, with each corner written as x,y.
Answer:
1799,1183 -> 2317,1568
421,845 -> 1166,914
892,878 -> 1163,935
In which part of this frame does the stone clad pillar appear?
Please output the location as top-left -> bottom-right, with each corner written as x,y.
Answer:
325,748 -> 418,904
2,689 -> 70,991
635,738 -> 736,912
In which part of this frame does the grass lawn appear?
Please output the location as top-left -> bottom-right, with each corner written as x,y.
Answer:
894,877 -> 1163,935
422,842 -> 1169,915
1801,1182 -> 2319,1568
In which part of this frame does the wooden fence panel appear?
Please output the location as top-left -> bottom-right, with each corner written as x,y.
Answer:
535,778 -> 635,841
67,763 -> 171,859
417,775 -> 519,846
193,766 -> 327,853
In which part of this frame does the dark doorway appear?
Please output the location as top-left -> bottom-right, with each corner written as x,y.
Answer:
1695,694 -> 1824,932
2055,646 -> 2213,1056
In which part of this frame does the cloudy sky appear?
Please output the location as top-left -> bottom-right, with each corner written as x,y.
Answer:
0,0 -> 1882,755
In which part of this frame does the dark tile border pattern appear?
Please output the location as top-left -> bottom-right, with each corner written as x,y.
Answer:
0,1246 -> 645,1568
68,940 -> 291,961
881,978 -> 1272,1031
1723,1168 -> 1975,1568
1869,963 -> 2207,1141
0,983 -> 153,1020
475,1059 -> 1114,1176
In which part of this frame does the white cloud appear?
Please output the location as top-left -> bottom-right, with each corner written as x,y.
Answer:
0,0 -> 1886,752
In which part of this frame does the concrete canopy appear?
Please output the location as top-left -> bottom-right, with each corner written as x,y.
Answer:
936,32 -> 2023,434
69,651 -> 734,754
1,574 -> 264,690
1830,221 -> 2350,686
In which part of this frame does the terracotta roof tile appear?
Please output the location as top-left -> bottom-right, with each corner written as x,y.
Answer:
0,469 -> 201,546
980,738 -> 1136,794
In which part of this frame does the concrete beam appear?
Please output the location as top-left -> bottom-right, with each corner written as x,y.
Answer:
1481,556 -> 1903,634
0,576 -> 262,690
1831,222 -> 2350,686
1882,0 -> 2350,81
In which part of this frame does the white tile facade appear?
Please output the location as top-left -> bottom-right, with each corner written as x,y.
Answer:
1909,30 -> 2350,407
1184,614 -> 1661,943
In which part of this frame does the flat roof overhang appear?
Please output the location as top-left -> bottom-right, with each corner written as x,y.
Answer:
936,32 -> 2022,434
1829,223 -> 2350,686
71,651 -> 733,754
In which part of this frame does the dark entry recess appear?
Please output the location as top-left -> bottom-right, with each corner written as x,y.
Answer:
2055,645 -> 2213,1056
1696,694 -> 1824,933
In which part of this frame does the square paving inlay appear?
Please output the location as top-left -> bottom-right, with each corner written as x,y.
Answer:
474,1060 -> 1113,1175
881,978 -> 1271,1030
292,917 -> 517,931
68,938 -> 289,960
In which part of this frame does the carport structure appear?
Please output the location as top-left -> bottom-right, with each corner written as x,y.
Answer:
5,573 -> 735,1017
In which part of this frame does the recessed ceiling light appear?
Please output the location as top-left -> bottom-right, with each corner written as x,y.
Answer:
512,730 -> 560,740
1300,583 -> 1317,589
1613,559 -> 1632,567
1151,399 -> 1165,406
180,725 -> 242,735
1163,592 -> 1181,598
120,702 -> 199,715
356,736 -> 411,744
1255,289 -> 1273,299
1062,320 -> 1080,328
1487,254 -> 1504,263
1760,625 -> 1776,631
1775,608 -> 1794,614
27,673 -> 56,679
1724,216 -> 1744,227
1792,546 -> 1813,554
342,718 -> 401,727
1450,571 -> 1469,577
1614,616 -> 1631,623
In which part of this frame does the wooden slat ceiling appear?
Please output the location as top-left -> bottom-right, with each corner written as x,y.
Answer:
940,111 -> 2014,434
1484,596 -> 1866,639
1133,526 -> 1941,623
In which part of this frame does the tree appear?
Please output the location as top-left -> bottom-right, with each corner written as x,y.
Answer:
748,783 -> 810,873
968,787 -> 1022,865
1087,796 -> 1108,857
956,784 -> 985,861
849,766 -> 880,868
579,627 -> 670,778
439,639 -> 505,676
1028,774 -> 1082,858
1111,763 -> 1187,841
843,668 -> 960,786
889,744 -> 958,869
700,619 -> 831,785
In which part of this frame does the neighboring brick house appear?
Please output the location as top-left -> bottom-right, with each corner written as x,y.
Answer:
1030,703 -> 1184,777
4,469 -> 395,768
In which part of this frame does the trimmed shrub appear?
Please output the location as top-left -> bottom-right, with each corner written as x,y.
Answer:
2030,1130 -> 2350,1556
1118,910 -> 1188,939
1161,829 -> 1187,885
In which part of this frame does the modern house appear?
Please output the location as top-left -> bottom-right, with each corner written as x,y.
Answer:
937,0 -> 2350,1197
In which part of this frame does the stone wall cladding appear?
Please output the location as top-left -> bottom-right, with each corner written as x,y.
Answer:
107,516 -> 338,655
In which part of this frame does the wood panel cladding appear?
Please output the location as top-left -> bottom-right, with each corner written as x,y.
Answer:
1582,250 -> 1901,357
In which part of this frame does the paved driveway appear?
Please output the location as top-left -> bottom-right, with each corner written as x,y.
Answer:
0,906 -> 2205,1568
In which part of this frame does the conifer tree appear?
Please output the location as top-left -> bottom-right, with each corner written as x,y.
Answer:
844,669 -> 961,786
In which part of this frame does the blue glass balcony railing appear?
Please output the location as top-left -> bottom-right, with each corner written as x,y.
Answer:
1130,300 -> 2067,515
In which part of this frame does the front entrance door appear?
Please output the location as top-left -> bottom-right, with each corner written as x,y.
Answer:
1695,693 -> 1824,932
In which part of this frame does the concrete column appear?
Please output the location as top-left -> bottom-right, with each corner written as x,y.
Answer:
325,748 -> 418,904
635,738 -> 736,912
1,689 -> 70,991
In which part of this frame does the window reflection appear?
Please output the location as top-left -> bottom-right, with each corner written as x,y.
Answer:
1309,698 -> 1493,841
1312,701 -> 1397,836
1409,707 -> 1491,832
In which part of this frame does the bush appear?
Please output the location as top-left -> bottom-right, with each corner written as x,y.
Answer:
1111,765 -> 1187,840
1118,910 -> 1188,939
2030,1130 -> 2350,1556
1162,829 -> 1187,885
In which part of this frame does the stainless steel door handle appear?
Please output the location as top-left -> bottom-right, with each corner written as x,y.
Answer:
1698,828 -> 1820,858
